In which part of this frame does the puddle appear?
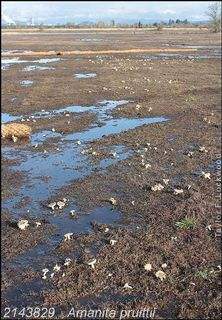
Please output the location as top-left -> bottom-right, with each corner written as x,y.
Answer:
161,44 -> 221,59
64,116 -> 168,142
1,57 -> 64,71
1,64 -> 10,70
2,99 -> 169,306
2,113 -> 21,123
1,57 -> 63,65
74,73 -> 97,78
80,38 -> 104,42
23,65 -> 55,71
2,49 -> 33,54
1,57 -> 30,65
137,50 -> 221,60
167,135 -> 177,142
20,80 -> 34,87
99,145 -> 132,168
2,106 -> 94,124
2,204 -> 126,310
33,58 -> 64,64
2,277 -> 53,311
2,100 -> 169,211
2,100 -> 130,124
2,100 -> 168,216
194,159 -> 221,176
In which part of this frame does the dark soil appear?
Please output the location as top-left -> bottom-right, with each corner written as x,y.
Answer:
1,29 -> 221,319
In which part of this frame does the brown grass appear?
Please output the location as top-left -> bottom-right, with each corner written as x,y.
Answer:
1,48 -> 197,58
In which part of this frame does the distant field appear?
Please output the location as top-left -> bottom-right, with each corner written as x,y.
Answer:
1,26 -> 209,34
1,28 -> 221,319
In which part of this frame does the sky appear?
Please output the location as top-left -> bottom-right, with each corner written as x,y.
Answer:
2,1 -> 213,24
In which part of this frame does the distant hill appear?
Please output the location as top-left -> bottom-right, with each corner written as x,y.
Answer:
1,14 -> 209,27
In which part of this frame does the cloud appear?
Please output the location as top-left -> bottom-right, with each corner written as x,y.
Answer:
2,13 -> 16,25
1,1 -> 212,23
191,14 -> 207,20
159,9 -> 176,15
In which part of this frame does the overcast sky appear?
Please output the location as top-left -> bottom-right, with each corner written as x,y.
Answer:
2,1 -> 212,23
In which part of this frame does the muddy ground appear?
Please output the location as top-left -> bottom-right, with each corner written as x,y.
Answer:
1,29 -> 221,319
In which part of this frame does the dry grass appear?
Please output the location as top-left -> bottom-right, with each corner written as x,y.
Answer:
1,47 -> 197,58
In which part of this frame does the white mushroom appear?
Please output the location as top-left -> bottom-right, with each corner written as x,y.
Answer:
57,201 -> 65,209
12,135 -> 18,143
35,222 -> 41,228
42,268 -> 49,279
64,233 -> 73,241
155,270 -> 166,281
110,239 -> 117,246
47,202 -> 57,210
42,268 -> 49,274
161,263 -> 167,269
163,179 -> 170,185
123,283 -> 133,289
88,259 -> 97,269
109,197 -> 117,205
17,220 -> 29,230
104,227 -> 109,233
173,189 -> 184,195
144,263 -> 152,271
199,146 -> 208,153
77,140 -> 81,145
187,151 -> 194,157
111,152 -> 117,158
51,128 -> 56,132
64,258 -> 72,267
151,184 -> 164,192
53,264 -> 61,272
201,172 -> 211,179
